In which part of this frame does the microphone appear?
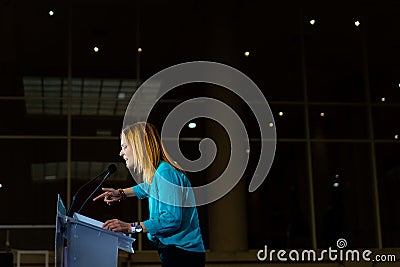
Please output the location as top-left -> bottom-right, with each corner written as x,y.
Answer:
67,164 -> 117,217
76,164 -> 117,214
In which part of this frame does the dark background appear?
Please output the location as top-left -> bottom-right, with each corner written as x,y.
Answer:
0,0 -> 399,252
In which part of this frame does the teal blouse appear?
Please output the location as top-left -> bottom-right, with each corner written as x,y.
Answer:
133,161 -> 205,252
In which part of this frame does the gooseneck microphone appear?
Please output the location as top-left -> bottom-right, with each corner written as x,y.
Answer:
67,164 -> 117,217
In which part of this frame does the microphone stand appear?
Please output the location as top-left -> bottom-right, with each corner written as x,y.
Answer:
67,169 -> 107,217
67,164 -> 116,217
76,170 -> 115,214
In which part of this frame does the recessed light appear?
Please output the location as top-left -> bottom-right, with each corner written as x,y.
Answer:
188,122 -> 196,129
320,112 -> 325,117
268,122 -> 274,128
333,182 -> 340,188
335,174 -> 339,179
138,47 -> 142,53
381,97 -> 386,102
49,11 -> 54,16
278,112 -> 284,116
0,183 -> 2,188
310,19 -> 316,25
244,51 -> 250,57
395,134 -> 399,140
94,47 -> 99,52
355,21 -> 360,27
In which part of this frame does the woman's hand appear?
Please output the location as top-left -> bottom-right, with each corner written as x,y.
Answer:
103,219 -> 131,233
93,188 -> 121,204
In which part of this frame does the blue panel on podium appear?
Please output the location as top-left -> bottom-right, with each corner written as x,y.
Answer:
55,195 -> 135,267
67,222 -> 118,267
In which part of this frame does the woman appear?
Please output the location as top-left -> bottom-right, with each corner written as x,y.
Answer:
93,122 -> 205,267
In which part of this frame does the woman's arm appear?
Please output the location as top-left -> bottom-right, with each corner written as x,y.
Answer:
121,187 -> 135,197
142,170 -> 183,235
93,187 -> 136,203
103,219 -> 148,233
143,203 -> 182,235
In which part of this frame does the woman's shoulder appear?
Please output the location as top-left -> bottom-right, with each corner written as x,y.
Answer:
158,161 -> 182,173
157,161 -> 174,171
156,161 -> 187,184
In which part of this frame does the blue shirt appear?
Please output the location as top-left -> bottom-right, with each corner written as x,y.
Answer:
133,161 -> 205,252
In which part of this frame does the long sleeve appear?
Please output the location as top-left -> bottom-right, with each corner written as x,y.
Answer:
133,183 -> 150,199
143,168 -> 183,235
138,161 -> 205,252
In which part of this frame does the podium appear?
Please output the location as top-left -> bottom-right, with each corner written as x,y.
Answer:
55,195 -> 135,267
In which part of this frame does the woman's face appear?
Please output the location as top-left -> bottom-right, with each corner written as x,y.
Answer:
119,134 -> 134,169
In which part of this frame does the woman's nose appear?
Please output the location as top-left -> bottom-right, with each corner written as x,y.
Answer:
119,150 -> 124,156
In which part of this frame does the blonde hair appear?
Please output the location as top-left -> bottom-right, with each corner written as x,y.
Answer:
121,122 -> 184,184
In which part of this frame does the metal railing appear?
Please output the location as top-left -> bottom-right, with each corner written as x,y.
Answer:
0,225 -> 55,266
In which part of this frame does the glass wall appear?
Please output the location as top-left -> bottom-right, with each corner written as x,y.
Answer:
0,0 -> 400,252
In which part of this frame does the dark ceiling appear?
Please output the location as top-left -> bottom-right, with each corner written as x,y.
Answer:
2,0 -> 400,99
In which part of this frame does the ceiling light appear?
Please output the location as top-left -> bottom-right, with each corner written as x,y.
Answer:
0,183 -> 2,189
278,112 -> 284,116
355,21 -> 360,27
245,148 -> 250,154
320,112 -> 325,117
94,47 -> 99,52
395,134 -> 399,140
381,97 -> 386,102
138,47 -> 142,53
335,174 -> 339,178
268,122 -> 274,128
117,92 -> 126,99
244,51 -> 250,57
188,122 -> 196,129
333,182 -> 340,188
49,11 -> 54,16
310,19 -> 316,25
